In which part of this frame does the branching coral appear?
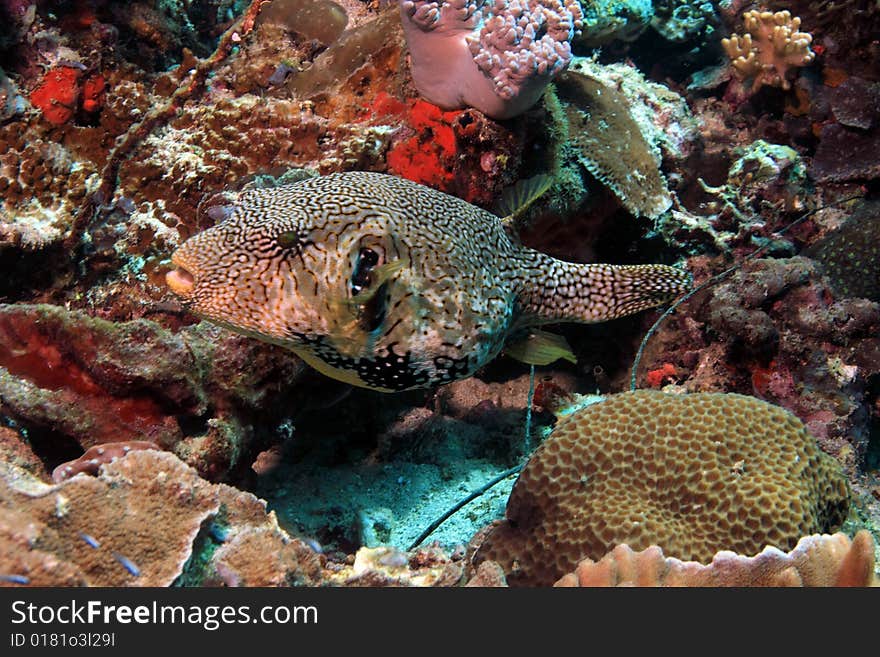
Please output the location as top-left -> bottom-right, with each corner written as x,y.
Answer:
399,0 -> 583,119
722,10 -> 815,92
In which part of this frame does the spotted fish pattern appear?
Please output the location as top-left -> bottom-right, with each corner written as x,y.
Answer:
167,172 -> 690,391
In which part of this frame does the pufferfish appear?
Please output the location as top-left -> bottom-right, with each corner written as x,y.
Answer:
166,172 -> 690,392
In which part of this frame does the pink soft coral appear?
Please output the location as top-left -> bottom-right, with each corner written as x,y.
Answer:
399,0 -> 582,119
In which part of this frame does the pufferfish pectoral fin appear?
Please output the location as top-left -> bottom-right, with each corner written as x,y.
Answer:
517,254 -> 693,326
505,329 -> 577,366
496,174 -> 554,227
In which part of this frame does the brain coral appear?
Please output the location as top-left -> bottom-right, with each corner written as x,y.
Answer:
473,390 -> 851,586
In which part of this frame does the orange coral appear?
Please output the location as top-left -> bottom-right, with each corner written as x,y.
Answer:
29,67 -> 81,126
646,363 -> 677,388
555,531 -> 878,587
722,10 -> 815,92
385,99 -> 460,191
81,74 -> 106,113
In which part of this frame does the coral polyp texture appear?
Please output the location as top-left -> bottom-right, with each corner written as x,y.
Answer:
554,531 -> 878,587
553,58 -> 679,219
722,10 -> 815,92
0,451 -> 325,587
473,390 -> 850,586
399,0 -> 583,118
805,201 -> 880,302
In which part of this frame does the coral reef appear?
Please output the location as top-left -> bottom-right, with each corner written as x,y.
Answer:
0,450 -> 324,586
640,256 -> 880,470
576,0 -> 652,46
0,449 -> 473,587
51,441 -> 160,482
555,531 -> 878,587
399,0 -> 584,118
0,303 -> 306,480
722,10 -> 815,93
473,390 -> 850,586
553,59 -> 677,219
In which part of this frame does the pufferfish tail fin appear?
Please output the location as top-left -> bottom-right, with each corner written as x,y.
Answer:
516,253 -> 692,326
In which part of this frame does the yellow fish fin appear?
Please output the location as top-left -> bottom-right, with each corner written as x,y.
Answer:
497,174 -> 554,226
349,258 -> 408,307
505,329 -> 577,366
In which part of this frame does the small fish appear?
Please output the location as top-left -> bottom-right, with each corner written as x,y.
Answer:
208,522 -> 230,543
112,552 -> 141,577
167,172 -> 691,391
0,574 -> 30,585
79,532 -> 100,549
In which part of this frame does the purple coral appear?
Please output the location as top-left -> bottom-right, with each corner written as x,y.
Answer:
399,0 -> 583,119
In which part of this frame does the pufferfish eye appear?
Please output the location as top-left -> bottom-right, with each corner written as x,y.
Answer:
275,231 -> 300,249
351,247 -> 379,296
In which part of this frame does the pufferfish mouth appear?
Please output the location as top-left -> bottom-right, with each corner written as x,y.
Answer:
166,254 -> 195,298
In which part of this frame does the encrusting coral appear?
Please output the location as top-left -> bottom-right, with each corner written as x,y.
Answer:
398,0 -> 584,119
473,390 -> 851,586
553,59 -> 676,219
575,0 -> 652,46
554,531 -> 878,587
722,10 -> 815,92
51,441 -> 160,482
805,200 -> 880,302
0,450 -> 324,586
0,303 -> 307,480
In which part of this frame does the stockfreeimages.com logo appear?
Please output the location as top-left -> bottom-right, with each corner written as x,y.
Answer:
10,600 -> 317,631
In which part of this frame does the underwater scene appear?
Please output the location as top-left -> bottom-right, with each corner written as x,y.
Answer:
0,0 -> 877,588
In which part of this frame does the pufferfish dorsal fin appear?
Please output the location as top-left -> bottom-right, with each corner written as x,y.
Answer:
496,174 -> 554,226
505,329 -> 577,366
